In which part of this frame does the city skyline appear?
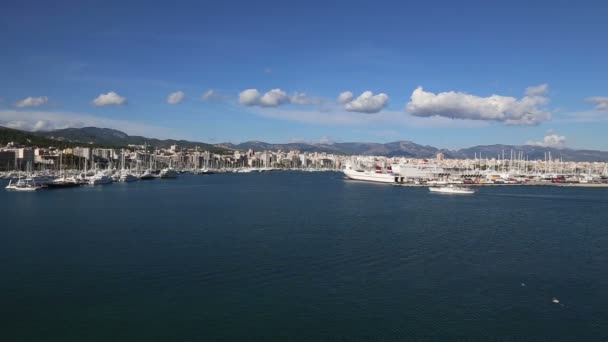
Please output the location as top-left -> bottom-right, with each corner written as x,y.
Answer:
2,1 -> 608,149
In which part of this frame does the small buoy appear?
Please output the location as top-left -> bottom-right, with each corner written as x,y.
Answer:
552,297 -> 560,304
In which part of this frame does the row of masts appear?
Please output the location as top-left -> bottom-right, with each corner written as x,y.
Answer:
469,150 -> 605,176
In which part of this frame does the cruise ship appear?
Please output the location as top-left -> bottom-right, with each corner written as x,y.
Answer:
343,164 -> 405,183
343,162 -> 445,184
390,163 -> 445,180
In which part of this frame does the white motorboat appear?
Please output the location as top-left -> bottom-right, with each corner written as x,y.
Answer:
429,184 -> 476,194
88,172 -> 113,185
139,169 -> 156,180
5,177 -> 44,191
5,163 -> 45,191
159,167 -> 178,179
118,170 -> 138,182
47,176 -> 82,188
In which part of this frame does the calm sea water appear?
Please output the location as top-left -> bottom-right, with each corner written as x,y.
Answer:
1,172 -> 608,341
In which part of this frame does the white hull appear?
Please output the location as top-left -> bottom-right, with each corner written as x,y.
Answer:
392,163 -> 445,179
160,168 -> 178,178
343,167 -> 402,184
429,186 -> 475,194
139,170 -> 156,180
119,174 -> 139,182
88,175 -> 113,185
5,178 -> 43,191
10,187 -> 39,191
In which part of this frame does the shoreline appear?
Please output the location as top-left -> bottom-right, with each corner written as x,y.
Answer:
342,178 -> 608,188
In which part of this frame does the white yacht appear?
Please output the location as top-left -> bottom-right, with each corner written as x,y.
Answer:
88,172 -> 113,185
139,169 -> 156,180
119,172 -> 139,182
429,184 -> 476,194
343,164 -> 404,184
160,167 -> 178,179
5,177 -> 43,191
47,176 -> 82,188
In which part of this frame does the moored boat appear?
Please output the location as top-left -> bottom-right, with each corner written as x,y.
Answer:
343,164 -> 404,184
5,177 -> 44,191
47,177 -> 82,188
159,167 -> 178,179
88,172 -> 113,185
429,184 -> 476,194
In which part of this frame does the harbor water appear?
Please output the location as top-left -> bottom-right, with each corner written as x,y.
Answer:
1,172 -> 608,341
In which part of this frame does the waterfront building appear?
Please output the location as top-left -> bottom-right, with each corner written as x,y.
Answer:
0,151 -> 16,171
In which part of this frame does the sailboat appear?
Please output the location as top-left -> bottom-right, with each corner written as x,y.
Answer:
160,159 -> 178,179
118,149 -> 138,182
139,144 -> 157,180
48,152 -> 81,188
87,161 -> 113,185
6,163 -> 44,191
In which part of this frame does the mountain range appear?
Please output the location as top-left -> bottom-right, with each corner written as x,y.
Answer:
218,141 -> 608,162
35,127 -> 228,153
2,126 -> 608,162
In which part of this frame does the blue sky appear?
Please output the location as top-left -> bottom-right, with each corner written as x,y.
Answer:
1,0 -> 608,149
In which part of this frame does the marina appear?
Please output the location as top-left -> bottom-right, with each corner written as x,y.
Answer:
3,157 -> 608,192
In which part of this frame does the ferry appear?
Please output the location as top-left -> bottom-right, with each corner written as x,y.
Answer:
343,164 -> 405,184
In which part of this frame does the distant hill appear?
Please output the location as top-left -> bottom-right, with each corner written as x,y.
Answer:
218,140 -> 608,162
35,127 -> 230,154
4,126 -> 608,162
0,126 -> 107,148
217,140 -> 444,158
452,144 -> 608,162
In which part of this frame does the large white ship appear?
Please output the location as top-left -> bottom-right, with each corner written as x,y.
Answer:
343,162 -> 446,184
391,163 -> 445,180
343,164 -> 405,183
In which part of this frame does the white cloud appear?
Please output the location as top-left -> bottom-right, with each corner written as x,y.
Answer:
337,91 -> 354,104
239,88 -> 318,107
167,91 -> 185,105
587,96 -> 608,111
525,83 -> 549,96
0,109 -> 180,138
92,91 -> 127,106
318,136 -> 335,144
344,91 -> 389,114
239,89 -> 261,106
260,89 -> 290,107
201,89 -> 222,101
288,136 -> 336,144
406,86 -> 551,125
289,92 -> 320,105
526,134 -> 567,148
249,107 -> 487,128
3,119 -> 53,132
556,110 -> 608,123
15,96 -> 48,108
